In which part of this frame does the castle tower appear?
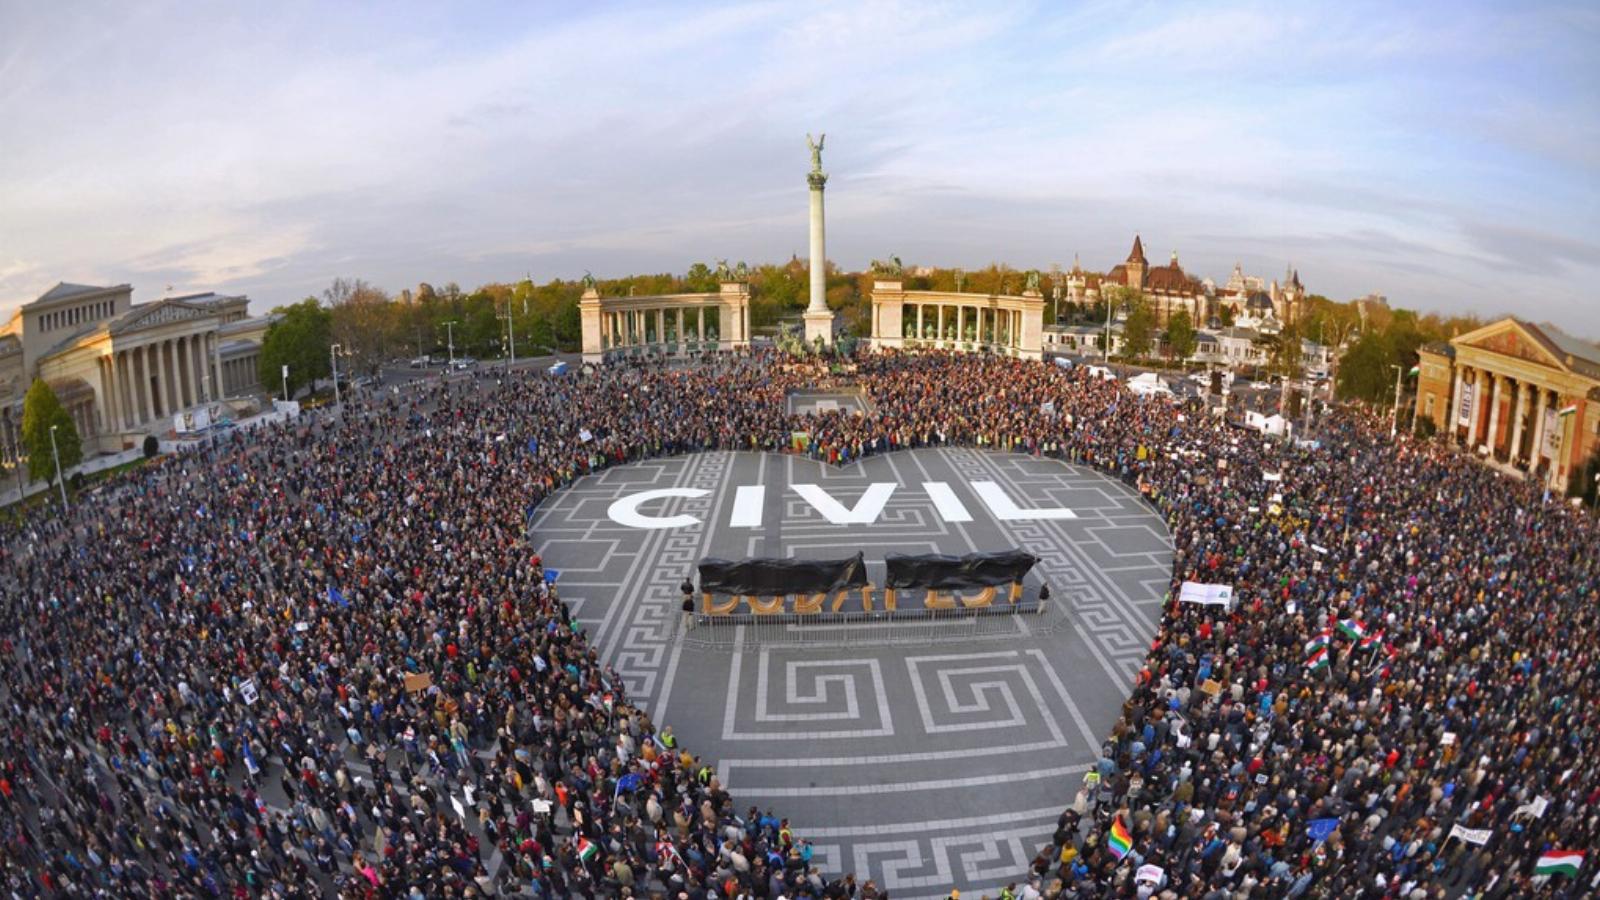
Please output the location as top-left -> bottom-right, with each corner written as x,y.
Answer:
1125,234 -> 1148,289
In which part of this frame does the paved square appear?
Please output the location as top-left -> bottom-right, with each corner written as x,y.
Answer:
528,448 -> 1171,899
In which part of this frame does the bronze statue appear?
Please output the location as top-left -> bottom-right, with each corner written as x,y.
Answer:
581,272 -> 596,290
1025,270 -> 1041,293
715,259 -> 731,282
807,133 -> 825,173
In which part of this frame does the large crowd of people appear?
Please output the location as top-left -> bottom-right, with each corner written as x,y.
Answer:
0,349 -> 1593,898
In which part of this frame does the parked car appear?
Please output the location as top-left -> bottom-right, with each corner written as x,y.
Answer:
408,356 -> 430,369
451,357 -> 477,371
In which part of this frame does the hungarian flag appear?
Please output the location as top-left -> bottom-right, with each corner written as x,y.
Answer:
1358,629 -> 1384,651
1305,632 -> 1331,672
1107,815 -> 1133,860
1407,365 -> 1420,377
1535,850 -> 1583,877
1557,404 -> 1579,418
576,836 -> 598,864
1336,619 -> 1367,642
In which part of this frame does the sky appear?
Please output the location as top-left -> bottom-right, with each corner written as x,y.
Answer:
2,0 -> 1597,336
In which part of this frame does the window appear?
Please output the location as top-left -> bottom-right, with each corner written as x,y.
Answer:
1425,396 -> 1435,416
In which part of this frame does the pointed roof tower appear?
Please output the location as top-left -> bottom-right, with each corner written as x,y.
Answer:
1128,234 -> 1147,265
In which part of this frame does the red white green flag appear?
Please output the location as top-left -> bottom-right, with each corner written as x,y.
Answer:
1535,850 -> 1583,877
1337,619 -> 1367,642
576,836 -> 598,863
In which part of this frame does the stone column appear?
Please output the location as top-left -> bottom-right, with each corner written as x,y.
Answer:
163,341 -> 178,416
697,307 -> 705,342
1485,374 -> 1504,455
803,141 -> 832,345
187,336 -> 202,403
957,307 -> 965,346
675,309 -> 684,351
1531,387 -> 1549,464
174,336 -> 189,408
211,335 -> 225,400
135,345 -> 150,421
1510,381 -> 1530,463
1448,365 -> 1466,438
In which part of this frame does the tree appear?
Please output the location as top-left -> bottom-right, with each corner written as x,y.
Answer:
1165,309 -> 1198,364
1334,331 -> 1396,403
1119,293 -> 1155,360
258,299 -> 333,399
325,278 -> 397,375
21,379 -> 81,485
1218,304 -> 1236,327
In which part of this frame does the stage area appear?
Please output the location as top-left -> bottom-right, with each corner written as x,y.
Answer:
527,448 -> 1171,899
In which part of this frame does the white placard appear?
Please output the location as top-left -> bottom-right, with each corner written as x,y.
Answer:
239,678 -> 258,706
1178,582 -> 1234,607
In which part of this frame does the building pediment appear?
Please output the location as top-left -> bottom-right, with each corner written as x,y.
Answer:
110,300 -> 217,336
1454,320 -> 1568,372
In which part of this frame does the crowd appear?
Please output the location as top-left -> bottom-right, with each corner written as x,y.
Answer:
0,349 -> 1593,899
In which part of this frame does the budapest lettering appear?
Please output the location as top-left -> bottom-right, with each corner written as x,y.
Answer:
606,481 -> 1077,530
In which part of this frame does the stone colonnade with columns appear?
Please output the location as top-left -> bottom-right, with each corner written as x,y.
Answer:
580,281 -> 751,364
868,280 -> 1046,360
96,332 -> 227,431
1417,319 -> 1600,494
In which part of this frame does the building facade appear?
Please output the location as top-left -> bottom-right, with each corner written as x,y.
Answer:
0,283 -> 270,463
1064,237 -> 1305,329
1415,317 -> 1600,492
868,278 -> 1046,360
579,279 -> 751,364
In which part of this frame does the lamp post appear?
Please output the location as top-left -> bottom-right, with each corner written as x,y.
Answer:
442,321 -> 458,367
49,425 -> 68,510
1389,365 -> 1404,439
330,343 -> 343,412
498,304 -> 516,371
281,364 -> 290,403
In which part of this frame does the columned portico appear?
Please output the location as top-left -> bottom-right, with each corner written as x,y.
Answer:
1415,319 -> 1600,494
868,280 -> 1047,361
580,279 -> 751,365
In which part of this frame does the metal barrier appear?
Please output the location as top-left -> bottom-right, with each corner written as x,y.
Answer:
676,599 -> 1071,652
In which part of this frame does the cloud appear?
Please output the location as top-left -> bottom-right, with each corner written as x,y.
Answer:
0,0 -> 1596,337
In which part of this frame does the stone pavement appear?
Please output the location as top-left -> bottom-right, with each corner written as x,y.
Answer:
528,448 -> 1172,898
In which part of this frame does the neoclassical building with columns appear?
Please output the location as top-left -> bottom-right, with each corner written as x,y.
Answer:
0,282 -> 270,461
868,277 -> 1046,359
579,278 -> 751,364
1415,317 -> 1600,492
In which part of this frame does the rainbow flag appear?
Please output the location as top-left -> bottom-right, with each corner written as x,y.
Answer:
1535,850 -> 1583,877
1107,815 -> 1133,860
1337,619 -> 1367,642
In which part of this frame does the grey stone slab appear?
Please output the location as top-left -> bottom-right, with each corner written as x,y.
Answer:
527,448 -> 1172,899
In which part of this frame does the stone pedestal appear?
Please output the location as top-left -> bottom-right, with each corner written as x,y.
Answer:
803,309 -> 833,346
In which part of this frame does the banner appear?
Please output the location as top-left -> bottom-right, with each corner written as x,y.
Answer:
1458,381 -> 1474,428
1178,582 -> 1234,607
1541,409 -> 1560,459
883,549 -> 1039,590
698,552 -> 868,597
272,399 -> 301,417
1448,823 -> 1492,846
1135,864 -> 1164,886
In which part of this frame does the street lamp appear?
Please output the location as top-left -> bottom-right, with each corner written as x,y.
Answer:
281,364 -> 290,403
48,424 -> 68,510
330,343 -> 343,412
442,321 -> 458,366
1389,365 -> 1404,439
498,304 -> 517,370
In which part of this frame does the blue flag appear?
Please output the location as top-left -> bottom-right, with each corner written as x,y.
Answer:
614,773 -> 643,797
1307,818 -> 1339,843
543,569 -> 560,584
328,586 -> 349,609
527,437 -> 538,454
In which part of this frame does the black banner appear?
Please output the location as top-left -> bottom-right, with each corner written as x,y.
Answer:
699,552 -> 869,597
884,549 -> 1039,590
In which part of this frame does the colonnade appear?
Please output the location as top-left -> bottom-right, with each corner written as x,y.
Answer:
900,302 -> 1024,350
601,306 -> 731,351
1448,363 -> 1572,476
97,333 -> 225,432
